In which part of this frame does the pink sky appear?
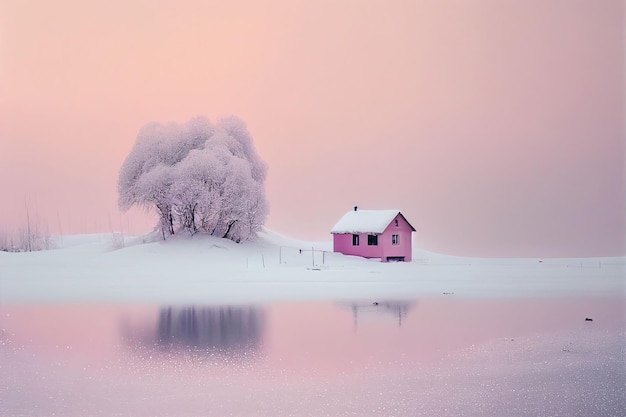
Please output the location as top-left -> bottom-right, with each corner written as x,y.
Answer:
0,0 -> 623,257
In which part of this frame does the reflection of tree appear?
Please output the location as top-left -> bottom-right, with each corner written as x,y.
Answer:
121,305 -> 264,359
156,306 -> 264,352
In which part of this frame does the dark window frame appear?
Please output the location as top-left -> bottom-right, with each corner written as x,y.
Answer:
392,234 -> 399,245
367,234 -> 378,246
352,234 -> 360,246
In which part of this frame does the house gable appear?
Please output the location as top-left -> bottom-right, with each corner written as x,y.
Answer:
381,212 -> 416,234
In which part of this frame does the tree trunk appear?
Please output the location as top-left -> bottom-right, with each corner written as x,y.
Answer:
222,220 -> 238,239
156,204 -> 175,239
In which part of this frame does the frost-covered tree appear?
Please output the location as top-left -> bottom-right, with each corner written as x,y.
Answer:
217,116 -> 267,182
117,115 -> 268,242
134,164 -> 176,238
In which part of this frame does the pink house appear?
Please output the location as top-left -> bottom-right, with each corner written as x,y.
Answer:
331,207 -> 416,262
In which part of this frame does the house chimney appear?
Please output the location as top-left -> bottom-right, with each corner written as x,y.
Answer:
354,206 -> 358,212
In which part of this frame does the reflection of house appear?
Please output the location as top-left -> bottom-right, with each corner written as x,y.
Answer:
331,207 -> 416,262
337,300 -> 415,328
156,306 -> 264,352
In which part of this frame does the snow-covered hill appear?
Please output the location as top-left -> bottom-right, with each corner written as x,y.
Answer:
1,230 -> 623,304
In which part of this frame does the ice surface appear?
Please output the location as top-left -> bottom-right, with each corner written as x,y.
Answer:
1,300 -> 624,417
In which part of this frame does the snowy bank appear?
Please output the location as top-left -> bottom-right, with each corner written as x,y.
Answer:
1,230 -> 624,304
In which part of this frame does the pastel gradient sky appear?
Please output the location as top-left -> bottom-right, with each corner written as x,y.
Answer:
1,0 -> 624,257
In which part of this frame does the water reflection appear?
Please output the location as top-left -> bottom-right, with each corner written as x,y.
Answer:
2,299 -> 623,417
337,300 -> 416,328
124,305 -> 264,357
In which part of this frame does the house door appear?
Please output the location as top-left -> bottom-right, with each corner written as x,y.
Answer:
386,256 -> 405,262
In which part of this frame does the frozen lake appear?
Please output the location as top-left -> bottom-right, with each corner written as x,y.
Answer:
1,297 -> 624,416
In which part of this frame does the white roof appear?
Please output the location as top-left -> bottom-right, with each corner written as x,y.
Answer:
331,209 -> 401,234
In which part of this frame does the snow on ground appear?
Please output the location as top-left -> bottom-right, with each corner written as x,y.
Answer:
0,230 -> 624,304
1,230 -> 624,416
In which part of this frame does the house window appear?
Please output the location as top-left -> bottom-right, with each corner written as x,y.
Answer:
367,235 -> 378,246
352,234 -> 359,246
392,234 -> 399,245
395,219 -> 399,227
